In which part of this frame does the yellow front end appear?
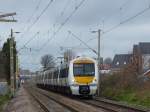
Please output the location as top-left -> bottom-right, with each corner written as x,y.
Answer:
74,76 -> 94,84
70,58 -> 97,96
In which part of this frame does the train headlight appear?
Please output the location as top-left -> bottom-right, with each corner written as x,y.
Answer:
72,79 -> 75,82
93,78 -> 97,82
73,79 -> 77,83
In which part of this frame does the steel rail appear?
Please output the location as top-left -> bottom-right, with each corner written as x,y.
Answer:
26,87 -> 50,112
31,87 -> 103,112
94,97 -> 150,112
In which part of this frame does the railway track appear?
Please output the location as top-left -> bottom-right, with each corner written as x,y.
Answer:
26,87 -> 71,112
94,97 -> 150,112
27,88 -> 50,112
26,86 -> 150,112
26,86 -> 104,112
31,87 -> 104,112
81,98 -> 149,112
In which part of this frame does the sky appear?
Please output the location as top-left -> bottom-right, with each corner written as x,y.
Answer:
0,0 -> 150,71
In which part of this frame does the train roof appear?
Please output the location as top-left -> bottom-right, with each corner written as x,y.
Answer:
71,56 -> 96,63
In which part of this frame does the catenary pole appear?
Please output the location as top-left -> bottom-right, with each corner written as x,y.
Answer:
91,29 -> 101,96
10,29 -> 15,97
97,29 -> 101,96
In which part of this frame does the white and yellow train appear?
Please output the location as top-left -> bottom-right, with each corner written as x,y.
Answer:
35,57 -> 98,97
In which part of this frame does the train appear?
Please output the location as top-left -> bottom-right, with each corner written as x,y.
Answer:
34,56 -> 98,97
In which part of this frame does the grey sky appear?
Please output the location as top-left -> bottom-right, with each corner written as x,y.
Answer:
0,0 -> 150,71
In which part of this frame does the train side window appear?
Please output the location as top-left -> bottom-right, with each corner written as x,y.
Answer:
60,69 -> 63,78
48,72 -> 51,79
53,70 -> 58,79
60,68 -> 68,78
60,69 -> 64,78
53,71 -> 56,79
56,71 -> 59,79
66,68 -> 69,77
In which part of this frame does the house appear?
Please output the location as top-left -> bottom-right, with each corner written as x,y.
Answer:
133,42 -> 150,73
111,54 -> 132,72
100,64 -> 111,74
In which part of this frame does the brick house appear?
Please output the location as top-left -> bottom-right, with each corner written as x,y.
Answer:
133,42 -> 150,74
111,42 -> 150,75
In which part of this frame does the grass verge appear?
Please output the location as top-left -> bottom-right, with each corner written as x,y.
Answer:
102,88 -> 150,108
0,93 -> 11,112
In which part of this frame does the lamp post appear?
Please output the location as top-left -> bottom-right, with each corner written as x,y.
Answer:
91,29 -> 101,96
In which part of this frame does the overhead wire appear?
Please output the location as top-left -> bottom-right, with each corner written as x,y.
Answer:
27,0 -> 43,23
26,0 -> 86,66
103,5 -> 150,34
19,0 -> 150,55
19,0 -> 54,40
102,0 -> 131,25
38,0 -> 86,51
69,0 -> 132,49
54,0 -> 86,37
59,31 -> 71,47
18,32 -> 40,52
53,0 -> 70,27
68,30 -> 97,55
20,0 -> 86,70
65,3 -> 150,55
19,0 -> 86,55
86,4 -> 150,42
18,0 -> 43,41
19,0 -> 150,71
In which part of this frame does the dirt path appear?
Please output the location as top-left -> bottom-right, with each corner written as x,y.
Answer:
4,86 -> 43,112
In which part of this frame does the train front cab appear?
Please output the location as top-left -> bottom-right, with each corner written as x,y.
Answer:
69,58 -> 98,97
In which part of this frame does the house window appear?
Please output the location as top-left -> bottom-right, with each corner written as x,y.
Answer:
116,61 -> 119,65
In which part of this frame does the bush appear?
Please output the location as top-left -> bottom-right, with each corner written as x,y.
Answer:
101,64 -> 150,108
0,93 -> 10,111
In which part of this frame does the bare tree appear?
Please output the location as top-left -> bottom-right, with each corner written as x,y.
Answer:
104,57 -> 112,64
41,54 -> 55,70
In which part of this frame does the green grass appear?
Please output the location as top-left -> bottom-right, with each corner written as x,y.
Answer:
102,88 -> 150,108
0,93 -> 11,112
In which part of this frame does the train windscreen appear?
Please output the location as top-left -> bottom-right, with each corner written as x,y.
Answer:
73,63 -> 95,76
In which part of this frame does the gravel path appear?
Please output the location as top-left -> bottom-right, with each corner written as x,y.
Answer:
4,86 -> 43,112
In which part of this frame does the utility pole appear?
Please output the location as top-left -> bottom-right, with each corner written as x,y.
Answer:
97,29 -> 101,96
10,29 -> 20,95
91,29 -> 101,96
10,29 -> 15,97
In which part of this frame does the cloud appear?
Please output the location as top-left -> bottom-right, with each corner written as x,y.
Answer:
0,0 -> 150,71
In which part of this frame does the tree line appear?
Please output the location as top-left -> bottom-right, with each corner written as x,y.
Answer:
0,38 -> 17,85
